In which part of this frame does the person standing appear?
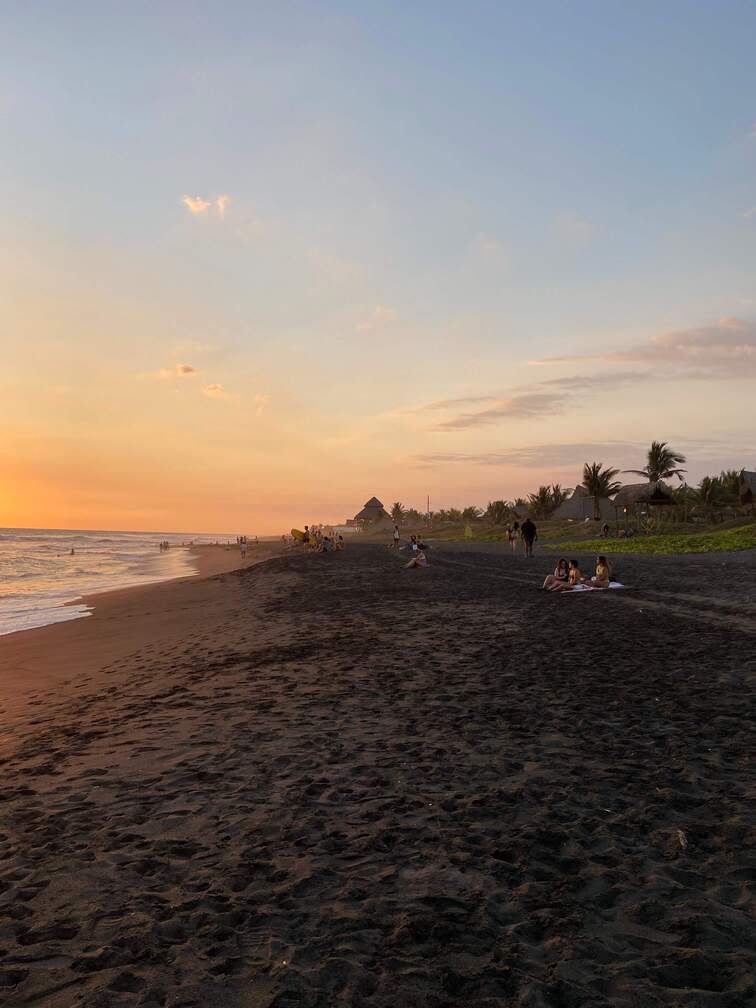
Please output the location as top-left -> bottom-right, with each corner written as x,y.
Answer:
506,525 -> 516,553
392,524 -> 401,549
521,518 -> 537,557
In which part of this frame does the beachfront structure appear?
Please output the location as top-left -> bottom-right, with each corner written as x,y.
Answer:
348,496 -> 391,526
551,484 -> 614,522
739,471 -> 755,506
612,482 -> 673,526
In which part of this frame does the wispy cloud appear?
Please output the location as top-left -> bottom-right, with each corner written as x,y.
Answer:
399,371 -> 652,432
398,394 -> 499,416
182,194 -> 230,217
355,304 -> 396,333
744,207 -> 756,220
254,393 -> 271,416
433,393 -> 564,431
182,195 -> 212,215
154,362 -> 199,379
411,437 -> 754,470
554,209 -> 593,243
530,317 -> 756,375
412,441 -> 646,468
203,383 -> 229,400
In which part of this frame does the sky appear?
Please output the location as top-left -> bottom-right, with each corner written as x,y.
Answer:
2,0 -> 755,533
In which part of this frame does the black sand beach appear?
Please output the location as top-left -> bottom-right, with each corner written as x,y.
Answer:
0,543 -> 754,1007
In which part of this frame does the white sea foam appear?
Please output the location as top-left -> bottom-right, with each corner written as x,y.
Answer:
0,529 -> 231,635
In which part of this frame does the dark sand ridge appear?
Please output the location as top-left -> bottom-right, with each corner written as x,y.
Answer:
0,544 -> 753,1006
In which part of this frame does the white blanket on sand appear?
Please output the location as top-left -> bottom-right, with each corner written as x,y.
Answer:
566,581 -> 625,593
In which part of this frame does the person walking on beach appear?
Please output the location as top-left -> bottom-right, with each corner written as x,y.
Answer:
521,517 -> 537,557
506,525 -> 516,553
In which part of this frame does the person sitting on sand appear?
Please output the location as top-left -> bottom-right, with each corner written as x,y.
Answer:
542,557 -> 569,590
550,559 -> 582,592
336,534 -> 345,550
586,555 -> 612,588
404,550 -> 428,569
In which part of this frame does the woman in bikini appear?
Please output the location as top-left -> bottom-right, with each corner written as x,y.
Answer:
586,555 -> 612,588
550,559 -> 583,592
542,557 -> 569,590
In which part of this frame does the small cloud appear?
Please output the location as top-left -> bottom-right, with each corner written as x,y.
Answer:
744,207 -> 756,220
182,194 -> 230,217
253,393 -> 271,416
182,195 -> 212,215
554,210 -> 593,243
473,231 -> 509,266
203,383 -> 228,399
175,363 -> 198,377
397,394 -> 498,417
355,304 -> 397,333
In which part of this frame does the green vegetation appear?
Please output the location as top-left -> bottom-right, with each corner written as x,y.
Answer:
544,523 -> 756,555
624,440 -> 687,483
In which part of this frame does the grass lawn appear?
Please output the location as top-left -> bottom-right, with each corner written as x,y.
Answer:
542,522 -> 756,555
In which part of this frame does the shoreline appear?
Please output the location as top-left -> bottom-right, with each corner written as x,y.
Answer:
0,541 -> 289,727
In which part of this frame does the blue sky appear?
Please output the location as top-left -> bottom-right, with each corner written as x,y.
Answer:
2,1 -> 755,530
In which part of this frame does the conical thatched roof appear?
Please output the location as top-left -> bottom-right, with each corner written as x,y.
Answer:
353,496 -> 390,522
613,481 -> 673,507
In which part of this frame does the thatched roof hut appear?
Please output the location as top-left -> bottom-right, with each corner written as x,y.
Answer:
739,471 -> 755,505
552,484 -> 614,521
352,496 -> 390,523
612,482 -> 674,509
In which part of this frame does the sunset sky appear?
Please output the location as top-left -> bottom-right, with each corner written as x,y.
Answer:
2,1 -> 756,533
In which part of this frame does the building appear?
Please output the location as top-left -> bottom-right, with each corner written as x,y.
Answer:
612,482 -> 674,525
347,496 -> 391,526
551,484 -> 614,522
739,470 -> 756,506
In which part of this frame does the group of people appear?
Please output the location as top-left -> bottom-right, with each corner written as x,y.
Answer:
158,540 -> 170,552
402,533 -> 429,569
302,526 -> 345,552
542,555 -> 612,592
506,518 -> 537,557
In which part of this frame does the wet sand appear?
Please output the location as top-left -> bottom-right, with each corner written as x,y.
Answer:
0,543 -> 283,726
0,543 -> 753,1006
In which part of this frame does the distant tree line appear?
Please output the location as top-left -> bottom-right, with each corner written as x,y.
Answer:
387,442 -> 752,526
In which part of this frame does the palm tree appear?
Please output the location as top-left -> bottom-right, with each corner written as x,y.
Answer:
719,469 -> 742,503
485,500 -> 510,524
582,462 -> 622,520
527,486 -> 554,519
462,505 -> 483,521
696,476 -> 724,520
550,484 -> 569,508
390,502 -> 406,523
624,441 -> 687,484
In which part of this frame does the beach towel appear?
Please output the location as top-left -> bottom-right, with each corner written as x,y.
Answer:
566,581 -> 625,593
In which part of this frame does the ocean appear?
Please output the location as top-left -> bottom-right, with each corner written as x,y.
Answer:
0,528 -> 229,636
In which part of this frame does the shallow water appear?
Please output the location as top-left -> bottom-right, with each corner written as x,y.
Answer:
0,528 -> 230,635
